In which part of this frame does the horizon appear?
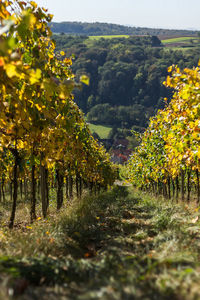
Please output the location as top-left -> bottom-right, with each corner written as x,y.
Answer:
35,0 -> 200,31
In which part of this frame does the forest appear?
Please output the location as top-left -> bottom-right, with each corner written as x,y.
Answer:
53,34 -> 200,132
50,21 -> 198,37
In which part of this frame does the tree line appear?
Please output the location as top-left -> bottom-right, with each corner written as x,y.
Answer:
50,21 -> 198,37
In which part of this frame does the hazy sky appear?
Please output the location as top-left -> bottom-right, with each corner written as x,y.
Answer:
35,0 -> 200,30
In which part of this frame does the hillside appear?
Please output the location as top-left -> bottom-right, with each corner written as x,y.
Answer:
53,34 -> 200,136
50,21 -> 198,37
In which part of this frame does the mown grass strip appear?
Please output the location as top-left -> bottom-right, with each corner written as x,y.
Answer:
88,123 -> 112,139
89,35 -> 130,40
162,37 -> 198,44
1,186 -> 200,299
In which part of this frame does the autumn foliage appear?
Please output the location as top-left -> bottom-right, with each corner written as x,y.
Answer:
128,63 -> 200,202
0,0 -> 116,228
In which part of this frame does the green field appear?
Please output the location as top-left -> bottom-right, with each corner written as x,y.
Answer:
88,123 -> 112,139
162,36 -> 198,44
89,35 -> 129,40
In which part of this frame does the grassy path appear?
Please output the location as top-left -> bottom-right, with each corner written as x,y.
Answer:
0,186 -> 200,299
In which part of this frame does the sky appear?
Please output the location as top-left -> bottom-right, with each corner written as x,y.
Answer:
34,0 -> 200,30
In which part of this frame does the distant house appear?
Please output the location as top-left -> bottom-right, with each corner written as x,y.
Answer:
110,138 -> 132,164
111,149 -> 132,164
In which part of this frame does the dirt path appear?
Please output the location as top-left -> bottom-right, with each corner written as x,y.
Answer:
1,186 -> 200,299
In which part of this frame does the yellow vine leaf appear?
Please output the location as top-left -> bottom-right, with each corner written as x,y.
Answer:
30,1 -> 37,9
29,69 -> 42,85
5,64 -> 18,78
80,75 -> 90,86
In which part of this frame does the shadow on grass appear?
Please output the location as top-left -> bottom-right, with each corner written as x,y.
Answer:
0,186 -> 200,299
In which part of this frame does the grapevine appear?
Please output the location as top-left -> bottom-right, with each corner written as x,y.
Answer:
0,0 -> 116,228
128,63 -> 200,202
